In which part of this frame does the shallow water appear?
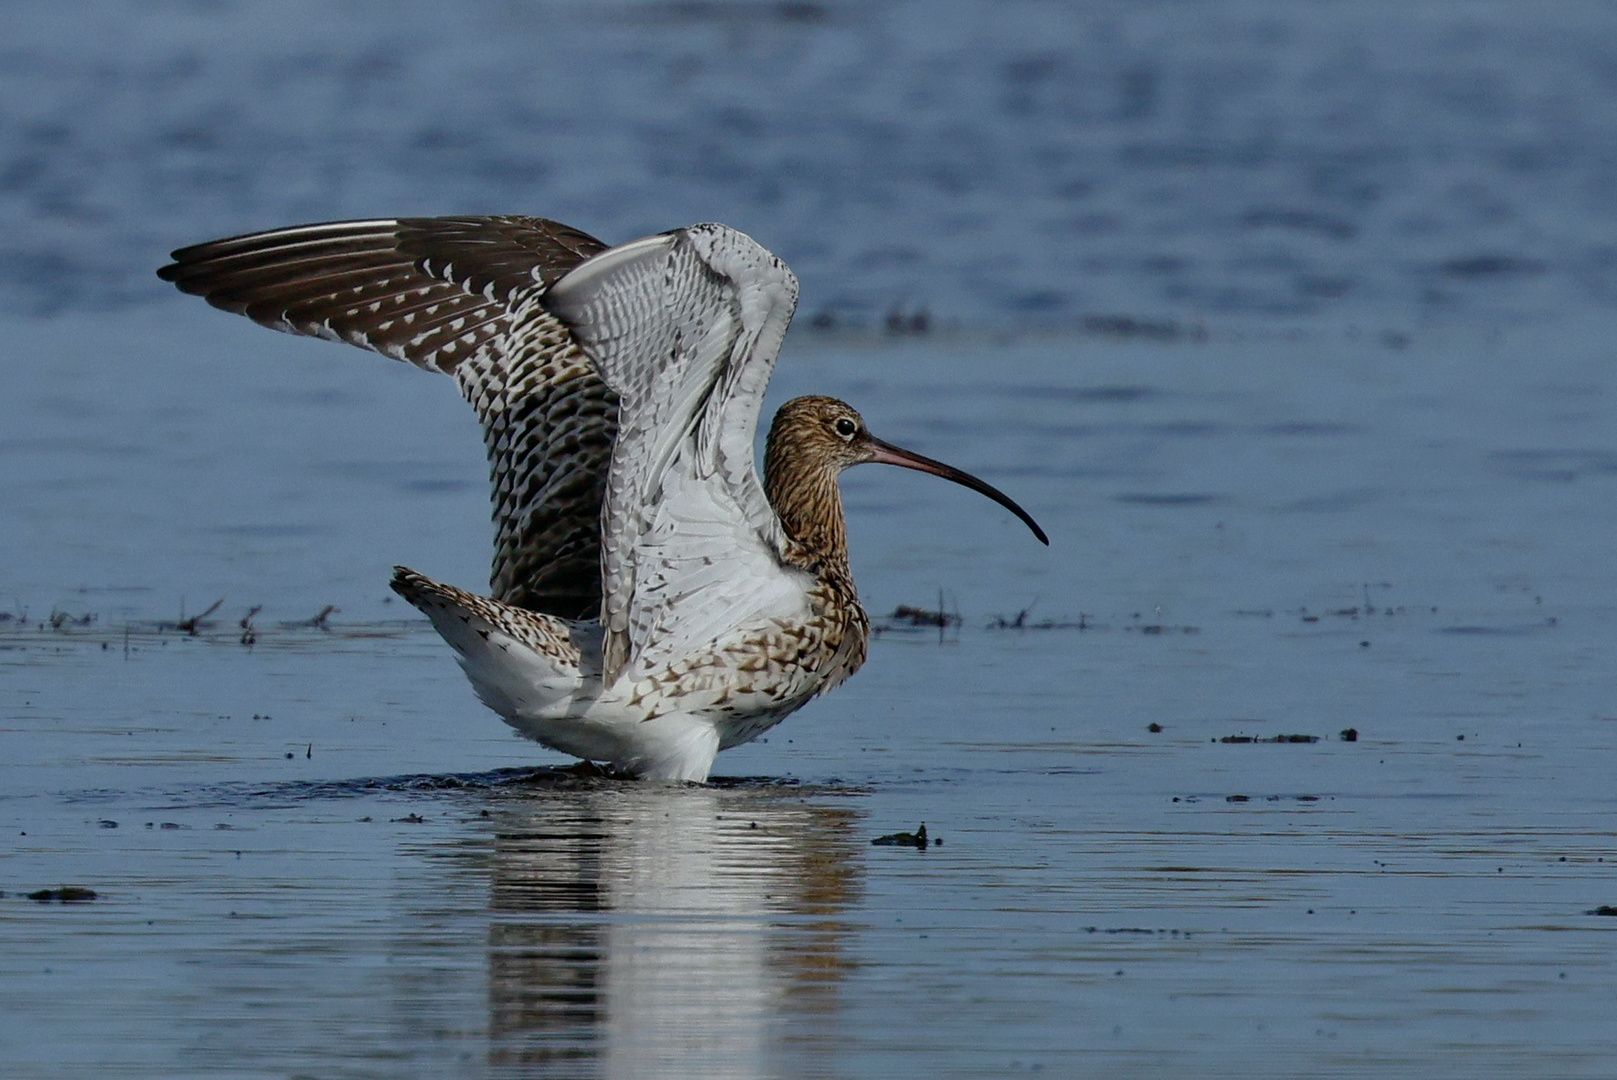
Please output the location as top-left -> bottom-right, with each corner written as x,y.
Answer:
7,3 -> 1617,1077
6,311 -> 1617,1077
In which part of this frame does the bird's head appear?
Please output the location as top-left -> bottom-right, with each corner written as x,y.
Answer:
765,395 -> 1048,545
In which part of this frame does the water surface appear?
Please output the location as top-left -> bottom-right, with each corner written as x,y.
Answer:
5,3 -> 1617,1077
6,312 -> 1617,1077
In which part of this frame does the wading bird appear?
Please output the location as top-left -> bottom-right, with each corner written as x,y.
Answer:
160,219 -> 1046,781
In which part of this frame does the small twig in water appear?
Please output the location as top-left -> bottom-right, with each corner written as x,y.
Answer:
993,599 -> 1038,629
239,605 -> 261,646
177,597 -> 224,636
277,605 -> 340,630
46,610 -> 96,631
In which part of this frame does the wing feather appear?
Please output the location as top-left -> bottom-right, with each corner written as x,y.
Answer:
543,224 -> 804,684
159,216 -> 616,618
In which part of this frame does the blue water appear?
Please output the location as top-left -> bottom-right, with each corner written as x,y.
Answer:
5,3 -> 1617,1077
6,1 -> 1617,329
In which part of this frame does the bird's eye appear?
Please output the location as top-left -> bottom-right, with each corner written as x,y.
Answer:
834,417 -> 858,440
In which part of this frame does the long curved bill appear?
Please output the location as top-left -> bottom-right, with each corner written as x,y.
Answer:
866,436 -> 1049,545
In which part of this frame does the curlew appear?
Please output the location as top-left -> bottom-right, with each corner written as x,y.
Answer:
160,218 -> 1046,781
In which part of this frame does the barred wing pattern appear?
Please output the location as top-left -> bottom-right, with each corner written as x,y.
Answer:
544,224 -> 806,685
158,216 -> 615,619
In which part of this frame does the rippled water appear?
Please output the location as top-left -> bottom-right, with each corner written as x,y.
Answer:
6,3 -> 1617,1078
8,0 -> 1617,330
7,313 -> 1617,1077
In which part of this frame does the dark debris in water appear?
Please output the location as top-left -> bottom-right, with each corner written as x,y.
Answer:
1586,906 -> 1617,916
1293,601 -> 1410,623
0,614 -> 428,653
986,608 -> 1199,634
27,886 -> 97,903
872,823 -> 931,849
872,595 -> 963,638
988,607 -> 1088,631
1175,794 -> 1324,804
1439,619 -> 1558,636
1217,734 -> 1320,744
873,604 -> 957,627
886,604 -> 957,628
171,597 -> 224,636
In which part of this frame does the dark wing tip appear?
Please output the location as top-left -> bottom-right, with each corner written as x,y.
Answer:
157,251 -> 213,290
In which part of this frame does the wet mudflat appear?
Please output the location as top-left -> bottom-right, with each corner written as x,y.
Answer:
4,308 -> 1617,1078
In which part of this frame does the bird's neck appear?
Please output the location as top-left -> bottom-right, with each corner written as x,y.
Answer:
764,434 -> 850,572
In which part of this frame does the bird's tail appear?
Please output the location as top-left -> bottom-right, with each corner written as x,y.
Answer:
391,566 -> 599,720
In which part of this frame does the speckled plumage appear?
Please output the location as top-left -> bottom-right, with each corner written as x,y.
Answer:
159,216 -> 615,619
162,219 -> 1044,781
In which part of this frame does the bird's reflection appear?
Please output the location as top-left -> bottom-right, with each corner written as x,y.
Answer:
481,782 -> 862,1077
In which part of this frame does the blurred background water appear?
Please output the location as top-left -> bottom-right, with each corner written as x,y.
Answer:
4,2 -> 1617,1077
7,0 -> 1617,330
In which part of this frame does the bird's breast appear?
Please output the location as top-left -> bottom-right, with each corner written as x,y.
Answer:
620,574 -> 867,723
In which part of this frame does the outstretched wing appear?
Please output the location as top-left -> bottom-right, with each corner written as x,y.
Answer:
543,224 -> 807,685
158,216 -> 615,619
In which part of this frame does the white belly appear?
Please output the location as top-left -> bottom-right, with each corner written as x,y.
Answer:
398,567 -> 835,782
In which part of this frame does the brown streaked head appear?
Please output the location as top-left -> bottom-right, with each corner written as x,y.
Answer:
764,395 -> 1048,551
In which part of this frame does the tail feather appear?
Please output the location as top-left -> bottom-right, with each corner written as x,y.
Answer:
391,566 -> 598,719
